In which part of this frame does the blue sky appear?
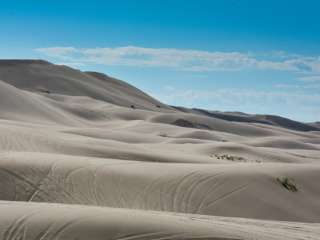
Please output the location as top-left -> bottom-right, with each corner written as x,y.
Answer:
1,1 -> 320,122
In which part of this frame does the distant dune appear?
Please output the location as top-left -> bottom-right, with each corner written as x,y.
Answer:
173,106 -> 320,132
309,121 -> 320,129
0,60 -> 319,239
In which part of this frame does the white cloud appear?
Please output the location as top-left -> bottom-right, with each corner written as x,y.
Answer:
36,47 -> 77,57
35,46 -> 320,74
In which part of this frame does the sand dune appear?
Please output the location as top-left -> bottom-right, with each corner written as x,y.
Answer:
1,201 -> 320,240
0,60 -> 319,239
175,107 -> 320,132
1,152 -> 320,222
0,60 -> 169,111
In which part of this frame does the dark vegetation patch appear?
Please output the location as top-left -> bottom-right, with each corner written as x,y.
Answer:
212,154 -> 245,162
37,86 -> 51,94
173,119 -> 211,130
211,154 -> 262,163
159,133 -> 168,137
276,177 -> 298,192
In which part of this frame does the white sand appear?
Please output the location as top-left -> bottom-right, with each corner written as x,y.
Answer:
0,60 -> 319,239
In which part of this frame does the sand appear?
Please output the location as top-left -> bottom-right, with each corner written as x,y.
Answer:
0,60 -> 319,239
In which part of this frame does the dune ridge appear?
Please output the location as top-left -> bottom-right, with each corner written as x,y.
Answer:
0,60 -> 319,239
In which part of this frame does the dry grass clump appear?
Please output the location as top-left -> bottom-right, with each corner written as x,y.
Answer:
276,177 -> 298,192
159,133 -> 168,137
212,154 -> 245,161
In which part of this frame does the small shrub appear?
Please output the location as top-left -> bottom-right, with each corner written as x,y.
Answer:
212,154 -> 245,162
37,86 -> 50,94
276,177 -> 298,192
159,133 -> 168,137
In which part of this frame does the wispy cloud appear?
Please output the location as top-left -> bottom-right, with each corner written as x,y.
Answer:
37,47 -> 77,58
35,46 -> 320,74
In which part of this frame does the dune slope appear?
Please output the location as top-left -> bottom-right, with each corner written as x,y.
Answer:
0,60 -> 319,239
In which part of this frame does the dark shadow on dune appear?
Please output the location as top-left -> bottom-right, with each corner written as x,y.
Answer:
173,119 -> 211,130
172,106 -> 320,132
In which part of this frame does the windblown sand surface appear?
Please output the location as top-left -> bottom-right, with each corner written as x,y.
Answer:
0,60 -> 319,239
